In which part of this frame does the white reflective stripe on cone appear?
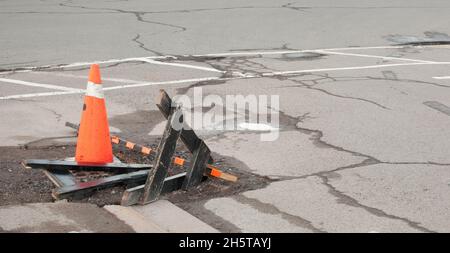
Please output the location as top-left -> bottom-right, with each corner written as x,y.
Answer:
85,81 -> 104,99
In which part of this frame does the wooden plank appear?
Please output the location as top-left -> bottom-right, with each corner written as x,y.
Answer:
156,89 -> 201,153
43,170 -> 77,187
139,107 -> 183,204
121,173 -> 186,206
25,159 -> 152,173
53,170 -> 150,200
182,140 -> 210,190
65,121 -> 79,132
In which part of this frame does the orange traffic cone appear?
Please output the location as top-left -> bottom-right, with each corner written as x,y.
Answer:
75,64 -> 113,164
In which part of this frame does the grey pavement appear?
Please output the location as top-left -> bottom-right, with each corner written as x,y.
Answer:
0,201 -> 134,232
0,200 -> 218,232
1,0 -> 450,232
2,0 -> 450,68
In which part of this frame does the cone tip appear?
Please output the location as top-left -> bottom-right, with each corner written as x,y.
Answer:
88,64 -> 102,84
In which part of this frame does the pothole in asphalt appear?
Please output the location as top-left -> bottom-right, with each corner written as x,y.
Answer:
278,52 -> 326,61
0,139 -> 271,207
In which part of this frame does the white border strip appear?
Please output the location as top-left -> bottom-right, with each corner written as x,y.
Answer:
86,81 -> 104,99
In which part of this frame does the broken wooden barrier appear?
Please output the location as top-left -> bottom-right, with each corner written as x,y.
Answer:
24,89 -> 237,203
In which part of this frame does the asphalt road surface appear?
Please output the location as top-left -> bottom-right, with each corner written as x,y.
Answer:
1,0 -> 450,232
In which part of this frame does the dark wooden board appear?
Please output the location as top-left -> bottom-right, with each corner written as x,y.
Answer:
25,159 -> 152,173
139,107 -> 183,204
53,170 -> 150,200
156,90 -> 202,153
182,140 -> 211,190
121,173 -> 186,206
43,169 -> 77,187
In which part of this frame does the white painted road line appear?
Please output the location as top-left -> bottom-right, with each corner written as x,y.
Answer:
103,76 -> 223,91
29,71 -> 144,83
192,45 -> 407,58
432,76 -> 450,79
263,62 -> 450,76
0,90 -> 81,100
0,78 -> 83,92
3,61 -> 450,101
313,50 -> 435,63
0,76 -> 223,100
53,56 -> 172,69
139,58 -> 225,73
0,56 -> 174,75
0,44 -> 439,75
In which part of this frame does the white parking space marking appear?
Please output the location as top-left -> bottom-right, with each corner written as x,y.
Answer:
29,71 -> 143,83
0,90 -> 80,100
432,76 -> 450,79
313,50 -> 435,63
103,76 -> 223,91
1,56 -> 222,75
0,56 -> 172,75
54,56 -> 171,69
193,45 -> 407,58
0,45 -> 433,75
0,78 -> 82,92
2,44 -> 450,101
0,76 -> 223,100
139,58 -> 225,73
3,60 -> 450,101
263,62 -> 450,76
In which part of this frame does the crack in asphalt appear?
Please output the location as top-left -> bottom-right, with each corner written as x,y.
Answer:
281,2 -> 310,12
132,34 -> 164,56
5,2 -> 448,16
366,76 -> 450,89
196,56 -> 274,77
178,55 -> 392,110
281,5 -> 450,10
229,43 -> 296,52
257,161 -> 438,232
316,174 -> 436,233
59,1 -> 187,33
56,2 -> 312,15
279,110 -> 450,166
43,107 -> 63,122
0,60 -> 139,74
277,110 -> 380,161
233,194 -> 325,233
266,158 -> 377,180
173,55 -> 277,94
176,78 -> 227,95
0,11 -> 116,14
318,75 -> 450,89
279,74 -> 391,110
267,109 -> 450,231
130,11 -> 186,33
